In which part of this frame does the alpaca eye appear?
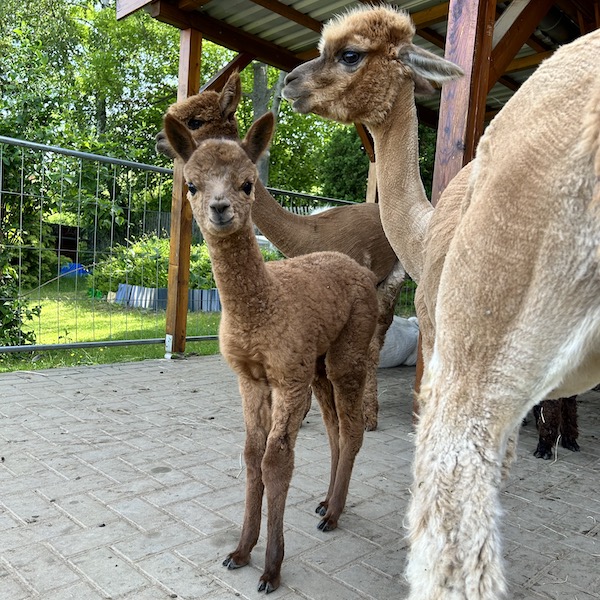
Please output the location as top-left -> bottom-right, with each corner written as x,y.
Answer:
187,182 -> 197,195
340,50 -> 362,66
242,181 -> 253,195
187,118 -> 204,130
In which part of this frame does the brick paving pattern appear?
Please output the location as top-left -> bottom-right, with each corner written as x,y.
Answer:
0,355 -> 598,599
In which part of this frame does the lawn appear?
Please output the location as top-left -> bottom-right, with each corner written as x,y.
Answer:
0,276 -> 220,373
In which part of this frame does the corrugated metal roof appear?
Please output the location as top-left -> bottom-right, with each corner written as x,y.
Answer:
117,0 -> 596,120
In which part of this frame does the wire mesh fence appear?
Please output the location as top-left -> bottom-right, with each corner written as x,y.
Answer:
0,135 -> 415,356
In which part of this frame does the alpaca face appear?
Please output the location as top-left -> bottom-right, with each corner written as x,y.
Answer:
156,73 -> 241,159
283,6 -> 416,126
183,140 -> 256,237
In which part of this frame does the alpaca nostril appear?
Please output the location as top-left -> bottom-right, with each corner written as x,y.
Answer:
284,71 -> 297,86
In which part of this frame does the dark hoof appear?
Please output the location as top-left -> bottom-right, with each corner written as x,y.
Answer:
258,575 -> 280,594
534,444 -> 553,460
222,555 -> 247,569
317,517 -> 337,532
315,503 -> 327,517
562,438 -> 580,452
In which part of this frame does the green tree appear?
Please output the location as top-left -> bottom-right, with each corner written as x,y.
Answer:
320,127 -> 369,201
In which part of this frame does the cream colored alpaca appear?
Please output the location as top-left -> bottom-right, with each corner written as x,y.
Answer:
157,71 -> 405,430
163,110 -> 379,594
283,5 -> 463,283
284,5 -> 600,598
407,30 -> 600,599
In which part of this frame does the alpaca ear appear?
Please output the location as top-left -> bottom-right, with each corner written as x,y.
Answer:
241,111 -> 275,164
163,113 -> 196,162
399,44 -> 464,95
219,71 -> 242,119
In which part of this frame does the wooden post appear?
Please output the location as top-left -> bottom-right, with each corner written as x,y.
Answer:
165,28 -> 202,358
430,0 -> 495,206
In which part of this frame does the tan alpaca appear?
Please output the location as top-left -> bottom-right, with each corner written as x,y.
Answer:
157,71 -> 404,431
163,110 -> 379,594
285,5 -> 600,598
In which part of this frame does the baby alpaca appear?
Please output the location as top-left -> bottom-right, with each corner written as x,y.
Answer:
164,111 -> 378,594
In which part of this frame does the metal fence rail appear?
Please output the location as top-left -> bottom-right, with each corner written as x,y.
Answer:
0,136 -> 414,354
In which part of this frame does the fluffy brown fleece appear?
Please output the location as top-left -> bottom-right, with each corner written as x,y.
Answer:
164,110 -> 378,594
157,71 -> 405,431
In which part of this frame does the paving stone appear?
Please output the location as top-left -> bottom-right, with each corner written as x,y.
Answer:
0,356 -> 598,599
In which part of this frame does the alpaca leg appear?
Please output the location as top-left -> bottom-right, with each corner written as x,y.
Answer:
311,358 -> 340,517
500,425 -> 519,482
406,389 -> 511,600
223,375 -> 271,570
533,398 -> 562,460
363,261 -> 404,431
318,355 -> 368,531
258,386 -> 309,593
560,395 -> 580,452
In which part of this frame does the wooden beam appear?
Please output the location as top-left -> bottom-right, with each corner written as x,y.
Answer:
354,123 -> 375,163
505,49 -> 553,73
411,2 -> 449,27
247,0 -> 322,33
201,53 -> 256,92
487,0 -> 554,92
165,28 -> 202,357
178,0 -> 211,10
116,0 -> 152,20
149,1 -> 302,72
431,0 -> 495,205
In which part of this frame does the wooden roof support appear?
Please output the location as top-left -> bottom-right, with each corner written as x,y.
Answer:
431,0 -> 495,205
487,0 -> 554,92
165,28 -> 202,357
201,53 -> 256,92
247,0 -> 322,33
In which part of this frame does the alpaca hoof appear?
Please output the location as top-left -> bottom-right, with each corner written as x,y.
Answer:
533,445 -> 553,460
258,574 -> 280,594
223,554 -> 248,569
562,438 -> 580,452
317,517 -> 338,531
316,502 -> 327,517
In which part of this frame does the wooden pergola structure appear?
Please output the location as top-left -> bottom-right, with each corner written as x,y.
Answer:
116,0 -> 599,357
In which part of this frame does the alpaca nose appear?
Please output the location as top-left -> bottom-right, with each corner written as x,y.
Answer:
210,198 -> 230,215
284,71 -> 297,86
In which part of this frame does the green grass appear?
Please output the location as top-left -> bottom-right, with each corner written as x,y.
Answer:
0,276 -> 220,373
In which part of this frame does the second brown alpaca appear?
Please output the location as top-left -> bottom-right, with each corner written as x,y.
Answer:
164,110 -> 378,594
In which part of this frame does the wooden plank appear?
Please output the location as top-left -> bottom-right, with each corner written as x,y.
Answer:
116,0 -> 152,20
149,1 -> 302,72
165,28 -> 202,357
201,53 -> 256,92
178,0 -> 211,10
505,50 -> 552,73
487,0 -> 554,91
247,0 -> 322,33
411,2 -> 449,27
431,0 -> 495,205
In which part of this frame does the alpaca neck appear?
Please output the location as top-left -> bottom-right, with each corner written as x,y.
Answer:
369,84 -> 432,283
251,181 -> 313,258
205,224 -> 272,320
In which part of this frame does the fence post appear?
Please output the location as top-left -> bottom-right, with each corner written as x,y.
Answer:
165,28 -> 202,358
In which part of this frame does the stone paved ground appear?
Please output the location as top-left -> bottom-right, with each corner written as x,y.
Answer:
0,355 -> 598,600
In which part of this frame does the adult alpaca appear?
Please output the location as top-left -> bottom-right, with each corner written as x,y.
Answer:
407,30 -> 600,599
163,110 -> 378,594
157,72 -> 404,430
283,4 -> 600,597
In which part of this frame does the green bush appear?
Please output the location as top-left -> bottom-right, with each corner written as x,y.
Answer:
0,263 -> 41,346
91,234 -> 282,295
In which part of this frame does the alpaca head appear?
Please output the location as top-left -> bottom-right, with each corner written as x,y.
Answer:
156,71 -> 242,159
282,5 -> 463,127
164,111 -> 275,237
